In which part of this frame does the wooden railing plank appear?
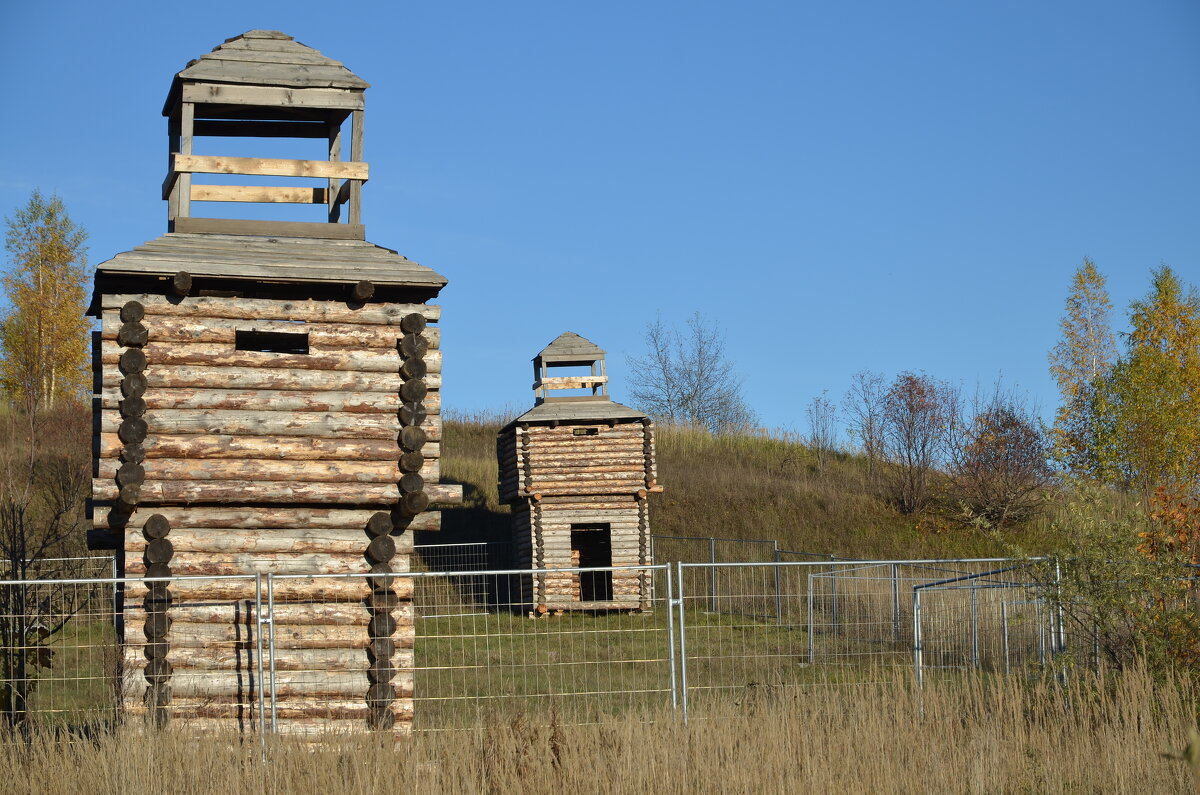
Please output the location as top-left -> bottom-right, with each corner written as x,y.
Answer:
191,185 -> 332,204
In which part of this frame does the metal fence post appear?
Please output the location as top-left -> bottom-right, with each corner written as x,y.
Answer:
970,585 -> 979,668
664,565 -> 678,713
708,538 -> 717,612
807,571 -> 816,664
1001,601 -> 1010,675
111,555 -> 120,623
1037,598 -> 1046,667
676,561 -> 689,724
912,587 -> 924,687
266,573 -> 278,733
891,563 -> 900,641
1054,559 -> 1067,656
773,542 -> 783,626
253,572 -> 268,753
830,563 -> 839,636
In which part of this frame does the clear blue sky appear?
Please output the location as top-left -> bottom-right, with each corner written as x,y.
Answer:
2,1 -> 1197,433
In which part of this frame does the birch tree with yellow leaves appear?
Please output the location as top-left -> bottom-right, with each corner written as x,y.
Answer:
0,191 -> 90,410
1108,266 -> 1200,495
1048,258 -> 1118,480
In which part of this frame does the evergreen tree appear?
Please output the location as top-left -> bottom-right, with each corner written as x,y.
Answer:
1048,259 -> 1118,479
0,191 -> 90,409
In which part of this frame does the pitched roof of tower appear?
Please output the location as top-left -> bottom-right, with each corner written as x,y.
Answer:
507,400 -> 648,426
93,233 -> 446,288
536,332 -> 606,362
172,30 -> 369,92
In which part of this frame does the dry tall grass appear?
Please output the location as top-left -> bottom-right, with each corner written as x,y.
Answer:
3,667 -> 1196,793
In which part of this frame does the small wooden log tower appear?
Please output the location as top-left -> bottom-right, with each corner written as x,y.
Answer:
497,333 -> 661,611
88,30 -> 459,737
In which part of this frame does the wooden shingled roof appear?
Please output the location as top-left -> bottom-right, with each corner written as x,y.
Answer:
93,233 -> 447,288
536,332 -> 606,363
173,30 -> 369,92
508,400 -> 647,426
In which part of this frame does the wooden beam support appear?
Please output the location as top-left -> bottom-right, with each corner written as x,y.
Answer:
328,119 -> 343,222
178,103 -> 194,219
349,110 -> 364,226
533,376 -> 609,389
169,218 -> 365,240
168,154 -> 367,188
93,478 -> 462,505
182,83 -> 364,111
100,294 -> 440,325
191,185 -> 331,204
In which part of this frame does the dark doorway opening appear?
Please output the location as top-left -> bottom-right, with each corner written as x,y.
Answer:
570,524 -> 612,602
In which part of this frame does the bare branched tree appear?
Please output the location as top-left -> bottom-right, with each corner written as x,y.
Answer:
948,383 -> 1051,527
0,404 -> 94,730
626,313 -> 756,433
842,370 -> 886,479
880,372 -> 957,514
805,391 -> 838,470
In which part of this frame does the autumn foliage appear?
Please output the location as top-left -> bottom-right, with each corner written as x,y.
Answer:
0,191 -> 91,410
1141,486 -> 1200,566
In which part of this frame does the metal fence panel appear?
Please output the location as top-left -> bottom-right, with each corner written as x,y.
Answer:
261,565 -> 675,733
0,556 -> 1139,739
672,559 -> 1042,713
0,577 -> 120,735
0,573 -> 265,740
407,564 -> 675,731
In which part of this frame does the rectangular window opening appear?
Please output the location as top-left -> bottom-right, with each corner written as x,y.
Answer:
235,330 -> 309,354
572,427 -> 599,436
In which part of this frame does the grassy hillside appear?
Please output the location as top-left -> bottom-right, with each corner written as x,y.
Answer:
436,414 -> 1063,561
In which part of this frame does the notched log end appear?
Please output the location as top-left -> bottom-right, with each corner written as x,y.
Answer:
119,300 -> 146,324
170,271 -> 193,297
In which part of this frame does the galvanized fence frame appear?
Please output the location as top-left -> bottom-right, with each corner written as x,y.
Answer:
0,572 -> 267,746
0,555 -> 1160,738
909,563 -> 1054,686
669,558 -> 1055,721
266,563 -> 676,733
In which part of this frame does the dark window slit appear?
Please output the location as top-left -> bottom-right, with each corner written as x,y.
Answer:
235,330 -> 309,355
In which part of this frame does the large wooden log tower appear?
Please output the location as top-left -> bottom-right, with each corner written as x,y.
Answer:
88,30 -> 459,737
497,333 -> 661,611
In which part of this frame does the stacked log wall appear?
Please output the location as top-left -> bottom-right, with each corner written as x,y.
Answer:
92,294 -> 456,737
498,422 -> 651,498
509,503 -> 536,607
539,497 -> 643,607
499,418 -> 655,610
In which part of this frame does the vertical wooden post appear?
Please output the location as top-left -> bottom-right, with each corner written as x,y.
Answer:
349,110 -> 364,225
167,111 -> 181,222
178,102 -> 194,220
327,118 -> 343,223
